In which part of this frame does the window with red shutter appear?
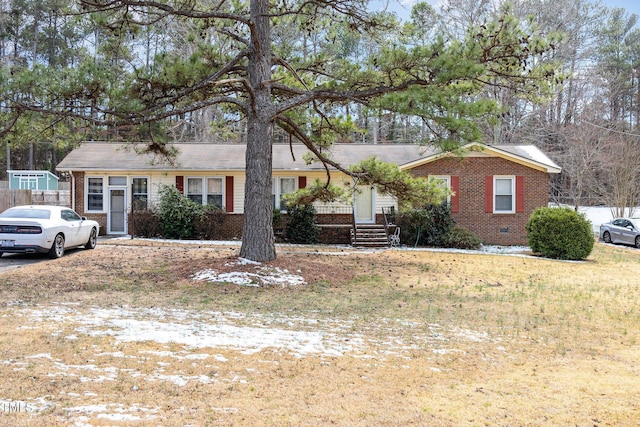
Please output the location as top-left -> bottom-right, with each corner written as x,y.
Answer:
516,176 -> 525,213
225,176 -> 234,212
484,176 -> 493,213
450,176 -> 460,213
175,176 -> 184,194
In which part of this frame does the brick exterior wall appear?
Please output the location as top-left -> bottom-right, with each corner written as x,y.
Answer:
72,159 -> 551,245
409,157 -> 550,245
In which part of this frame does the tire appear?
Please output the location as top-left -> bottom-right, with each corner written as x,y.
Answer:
85,228 -> 97,250
635,236 -> 640,249
603,231 -> 612,244
48,234 -> 65,259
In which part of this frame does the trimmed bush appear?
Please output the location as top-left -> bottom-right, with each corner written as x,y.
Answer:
445,226 -> 482,250
194,206 -> 226,240
285,204 -> 319,244
157,185 -> 203,239
131,209 -> 161,237
399,204 -> 455,246
526,206 -> 594,260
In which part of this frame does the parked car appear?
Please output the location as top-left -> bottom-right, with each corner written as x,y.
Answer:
0,205 -> 99,258
599,218 -> 640,248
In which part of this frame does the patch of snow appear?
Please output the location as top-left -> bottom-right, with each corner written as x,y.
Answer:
192,265 -> 306,287
234,257 -> 261,266
27,306 -> 363,358
65,403 -> 159,425
25,353 -> 54,360
12,305 -> 506,377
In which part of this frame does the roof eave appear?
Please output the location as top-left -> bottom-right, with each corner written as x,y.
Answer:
399,142 -> 562,174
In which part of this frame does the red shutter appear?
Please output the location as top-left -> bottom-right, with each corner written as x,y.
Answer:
484,176 -> 493,213
175,176 -> 184,193
450,176 -> 460,213
225,176 -> 234,213
298,176 -> 307,189
516,175 -> 525,213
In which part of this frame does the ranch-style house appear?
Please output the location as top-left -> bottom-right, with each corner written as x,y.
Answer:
56,141 -> 561,246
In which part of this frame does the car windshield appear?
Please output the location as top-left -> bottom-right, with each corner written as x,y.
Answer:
631,219 -> 640,229
0,209 -> 51,219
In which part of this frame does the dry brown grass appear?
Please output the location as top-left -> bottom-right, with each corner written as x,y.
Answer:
0,240 -> 639,426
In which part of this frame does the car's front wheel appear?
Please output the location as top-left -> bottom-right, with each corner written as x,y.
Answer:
603,231 -> 612,244
635,236 -> 640,249
48,234 -> 65,259
85,228 -> 97,250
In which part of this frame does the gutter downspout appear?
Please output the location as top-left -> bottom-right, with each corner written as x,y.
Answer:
70,172 -> 75,211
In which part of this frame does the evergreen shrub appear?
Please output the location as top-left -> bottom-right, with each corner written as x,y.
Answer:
525,206 -> 594,260
285,204 -> 319,244
445,226 -> 482,250
158,185 -> 203,239
399,204 -> 455,246
398,204 -> 481,249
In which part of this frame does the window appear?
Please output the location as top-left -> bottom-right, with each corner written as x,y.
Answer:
132,177 -> 149,210
108,176 -> 127,186
272,177 -> 297,211
206,177 -> 223,208
185,177 -> 224,207
430,175 -> 451,205
494,177 -> 514,213
61,209 -> 81,222
87,177 -> 104,211
186,177 -> 204,204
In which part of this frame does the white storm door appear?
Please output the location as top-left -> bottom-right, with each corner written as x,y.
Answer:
108,188 -> 127,234
354,186 -> 375,223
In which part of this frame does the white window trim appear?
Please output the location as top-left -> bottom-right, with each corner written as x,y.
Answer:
185,176 -> 226,207
272,176 -> 298,212
19,176 -> 38,190
494,175 -> 515,214
132,176 -> 150,209
108,176 -> 127,187
205,176 -> 225,209
186,176 -> 205,204
85,175 -> 106,213
431,175 -> 451,205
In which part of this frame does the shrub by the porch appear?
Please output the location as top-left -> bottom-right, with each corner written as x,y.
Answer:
398,205 -> 481,250
285,204 -> 319,244
399,204 -> 455,247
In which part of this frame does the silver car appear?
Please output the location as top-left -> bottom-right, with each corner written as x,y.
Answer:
0,205 -> 99,258
599,218 -> 640,248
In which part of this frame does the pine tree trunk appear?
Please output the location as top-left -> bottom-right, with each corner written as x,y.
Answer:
239,0 -> 277,262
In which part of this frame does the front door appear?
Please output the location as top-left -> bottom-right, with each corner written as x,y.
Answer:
354,185 -> 375,223
108,188 -> 127,234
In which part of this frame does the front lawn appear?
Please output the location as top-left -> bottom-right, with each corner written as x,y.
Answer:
0,240 -> 638,426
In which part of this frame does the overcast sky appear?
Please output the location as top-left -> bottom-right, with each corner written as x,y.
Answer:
371,0 -> 640,20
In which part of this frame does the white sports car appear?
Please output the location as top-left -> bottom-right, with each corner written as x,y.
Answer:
0,205 -> 99,258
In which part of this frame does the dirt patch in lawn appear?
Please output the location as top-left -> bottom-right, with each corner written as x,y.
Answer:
1,240 -> 640,426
